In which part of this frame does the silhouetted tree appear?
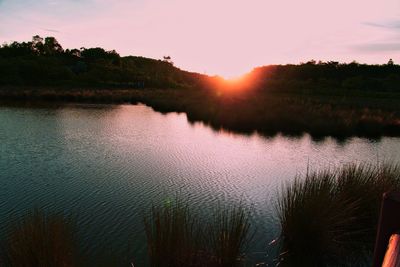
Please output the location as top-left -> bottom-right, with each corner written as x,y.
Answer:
81,47 -> 120,64
65,48 -> 81,58
163,55 -> 174,65
32,35 -> 44,54
44,37 -> 63,55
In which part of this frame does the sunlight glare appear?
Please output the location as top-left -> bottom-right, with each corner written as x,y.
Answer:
219,68 -> 250,81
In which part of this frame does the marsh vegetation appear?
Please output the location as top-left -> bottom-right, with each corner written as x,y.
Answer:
277,163 -> 400,266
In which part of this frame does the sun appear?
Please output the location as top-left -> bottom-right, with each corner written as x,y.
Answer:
218,69 -> 249,81
214,70 -> 255,93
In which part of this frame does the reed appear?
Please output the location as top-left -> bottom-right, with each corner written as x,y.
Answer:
144,199 -> 203,267
144,199 -> 253,267
205,204 -> 253,267
2,209 -> 77,267
277,163 -> 400,266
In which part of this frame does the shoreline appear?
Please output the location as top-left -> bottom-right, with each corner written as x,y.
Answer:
1,87 -> 400,139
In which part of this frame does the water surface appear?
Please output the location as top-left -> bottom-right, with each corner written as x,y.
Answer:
0,104 -> 399,265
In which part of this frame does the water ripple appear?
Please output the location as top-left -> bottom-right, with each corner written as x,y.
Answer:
0,104 -> 400,265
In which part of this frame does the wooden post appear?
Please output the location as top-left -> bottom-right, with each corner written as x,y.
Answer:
373,192 -> 400,267
382,233 -> 400,267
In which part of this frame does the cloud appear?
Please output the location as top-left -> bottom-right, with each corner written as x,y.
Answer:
354,42 -> 400,52
363,20 -> 400,29
42,28 -> 60,33
357,20 -> 400,52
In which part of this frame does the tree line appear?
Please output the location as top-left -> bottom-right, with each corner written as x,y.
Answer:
0,35 -> 204,88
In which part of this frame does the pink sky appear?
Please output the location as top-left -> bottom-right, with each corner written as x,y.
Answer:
1,0 -> 399,77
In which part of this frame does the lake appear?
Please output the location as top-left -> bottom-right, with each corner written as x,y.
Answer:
0,104 -> 399,266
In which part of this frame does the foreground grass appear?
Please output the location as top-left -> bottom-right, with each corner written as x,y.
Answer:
206,204 -> 252,267
144,200 -> 203,267
2,209 -> 77,267
1,202 -> 252,267
144,200 -> 252,267
277,163 -> 400,266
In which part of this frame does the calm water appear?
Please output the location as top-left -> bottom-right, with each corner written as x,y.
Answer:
1,104 -> 400,266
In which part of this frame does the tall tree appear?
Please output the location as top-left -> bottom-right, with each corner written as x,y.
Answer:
44,37 -> 63,55
32,35 -> 44,55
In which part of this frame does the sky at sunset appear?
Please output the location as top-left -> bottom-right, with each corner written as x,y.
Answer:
1,0 -> 399,77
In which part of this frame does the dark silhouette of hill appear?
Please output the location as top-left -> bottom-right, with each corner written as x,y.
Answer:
0,35 -> 211,88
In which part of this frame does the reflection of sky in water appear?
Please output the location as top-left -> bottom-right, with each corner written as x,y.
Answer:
0,104 -> 399,265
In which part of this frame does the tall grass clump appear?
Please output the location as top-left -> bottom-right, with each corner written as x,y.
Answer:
144,199 -> 204,267
2,209 -> 77,267
144,199 -> 253,267
277,163 -> 400,266
205,204 -> 253,267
